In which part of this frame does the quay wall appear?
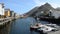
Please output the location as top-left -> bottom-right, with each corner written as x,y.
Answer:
0,17 -> 18,29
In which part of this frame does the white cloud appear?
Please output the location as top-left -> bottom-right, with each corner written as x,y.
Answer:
50,3 -> 60,8
33,0 -> 60,8
33,0 -> 45,6
33,0 -> 40,5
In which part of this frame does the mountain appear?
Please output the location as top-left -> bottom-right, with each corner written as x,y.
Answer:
38,3 -> 54,11
25,6 -> 39,16
26,3 -> 54,17
55,7 -> 60,11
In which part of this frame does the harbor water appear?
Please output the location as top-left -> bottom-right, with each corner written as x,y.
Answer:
0,17 -> 49,34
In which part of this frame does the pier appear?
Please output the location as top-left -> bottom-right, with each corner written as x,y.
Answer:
0,17 -> 17,28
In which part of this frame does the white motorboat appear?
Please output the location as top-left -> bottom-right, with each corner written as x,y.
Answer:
30,23 -> 43,30
37,25 -> 58,33
45,24 -> 60,30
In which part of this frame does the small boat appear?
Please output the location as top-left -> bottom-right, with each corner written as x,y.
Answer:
30,23 -> 46,30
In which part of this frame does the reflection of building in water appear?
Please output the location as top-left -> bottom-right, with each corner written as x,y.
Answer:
0,22 -> 11,34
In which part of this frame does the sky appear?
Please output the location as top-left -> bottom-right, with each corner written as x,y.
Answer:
0,0 -> 60,15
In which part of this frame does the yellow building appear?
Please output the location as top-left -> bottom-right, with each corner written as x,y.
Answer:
4,9 -> 11,17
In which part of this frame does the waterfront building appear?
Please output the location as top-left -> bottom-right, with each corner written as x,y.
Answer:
15,13 -> 20,17
4,9 -> 11,17
50,10 -> 60,19
14,13 -> 16,17
0,3 -> 4,15
10,11 -> 15,17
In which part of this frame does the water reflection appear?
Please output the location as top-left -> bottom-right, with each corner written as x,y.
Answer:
0,22 -> 12,34
10,17 -> 49,34
0,17 -> 49,34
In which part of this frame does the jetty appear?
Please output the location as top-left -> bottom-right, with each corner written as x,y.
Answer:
0,17 -> 17,28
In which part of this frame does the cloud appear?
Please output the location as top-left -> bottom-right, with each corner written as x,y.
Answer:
50,3 -> 60,8
33,0 -> 40,5
33,0 -> 60,8
33,0 -> 46,6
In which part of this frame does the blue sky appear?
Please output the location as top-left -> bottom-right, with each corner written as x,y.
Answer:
0,0 -> 60,15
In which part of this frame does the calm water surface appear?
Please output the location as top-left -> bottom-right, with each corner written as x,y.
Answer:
10,17 -> 49,34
